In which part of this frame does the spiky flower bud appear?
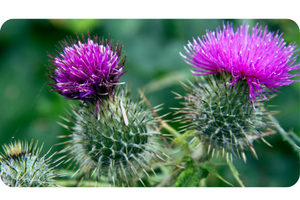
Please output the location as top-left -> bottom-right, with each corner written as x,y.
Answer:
0,140 -> 58,187
175,73 -> 270,162
60,88 -> 161,186
46,33 -> 127,110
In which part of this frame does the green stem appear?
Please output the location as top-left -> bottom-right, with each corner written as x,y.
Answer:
191,141 -> 211,163
268,114 -> 300,155
289,131 -> 300,144
161,121 -> 181,139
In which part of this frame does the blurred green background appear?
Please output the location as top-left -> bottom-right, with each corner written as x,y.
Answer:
0,19 -> 299,187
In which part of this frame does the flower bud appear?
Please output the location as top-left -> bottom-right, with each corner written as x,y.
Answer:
175,72 -> 270,162
0,140 -> 58,187
60,88 -> 161,186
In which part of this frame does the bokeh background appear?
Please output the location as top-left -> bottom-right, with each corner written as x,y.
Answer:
0,19 -> 299,187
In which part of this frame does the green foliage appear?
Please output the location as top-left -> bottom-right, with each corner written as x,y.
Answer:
174,167 -> 208,187
174,156 -> 233,187
174,157 -> 208,187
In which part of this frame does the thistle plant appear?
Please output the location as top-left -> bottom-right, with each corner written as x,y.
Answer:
4,20 -> 297,188
0,140 -> 58,187
44,33 -> 164,186
175,21 -> 300,163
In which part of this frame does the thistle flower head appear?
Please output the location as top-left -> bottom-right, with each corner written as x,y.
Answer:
46,33 -> 127,104
59,87 -> 162,186
180,21 -> 300,104
0,140 -> 58,187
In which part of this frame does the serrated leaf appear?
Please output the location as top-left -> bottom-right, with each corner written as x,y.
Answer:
201,163 -> 233,186
174,167 -> 208,187
226,156 -> 244,187
181,156 -> 194,168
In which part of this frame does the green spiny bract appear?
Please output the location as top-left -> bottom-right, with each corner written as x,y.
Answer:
0,140 -> 58,187
174,72 -> 271,162
60,88 -> 162,186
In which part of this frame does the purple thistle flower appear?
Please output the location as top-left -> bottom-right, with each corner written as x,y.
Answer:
46,33 -> 127,106
180,21 -> 300,104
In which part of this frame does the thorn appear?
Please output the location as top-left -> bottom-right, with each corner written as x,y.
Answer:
112,175 -> 115,186
162,152 -> 170,159
91,168 -> 97,177
212,148 -> 215,157
77,174 -> 84,187
171,91 -> 183,98
207,144 -> 211,154
195,142 -> 202,148
71,168 -> 81,178
236,149 -> 241,159
226,152 -> 229,162
143,169 -> 150,178
250,146 -> 258,159
155,154 -> 165,162
139,178 -> 146,187
125,178 -> 129,187
216,150 -> 220,158
97,110 -> 100,121
174,164 -> 185,169
56,122 -> 70,130
120,98 -> 128,126
151,168 -> 157,177
59,115 -> 70,122
261,137 -> 273,147
56,135 -> 70,138
241,151 -> 247,163
189,137 -> 197,145
54,140 -> 71,146
53,155 -> 67,164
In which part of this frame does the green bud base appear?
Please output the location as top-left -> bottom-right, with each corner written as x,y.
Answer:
60,88 -> 161,186
175,72 -> 270,162
0,140 -> 58,187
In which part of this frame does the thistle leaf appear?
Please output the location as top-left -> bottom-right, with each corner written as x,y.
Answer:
174,167 -> 208,187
